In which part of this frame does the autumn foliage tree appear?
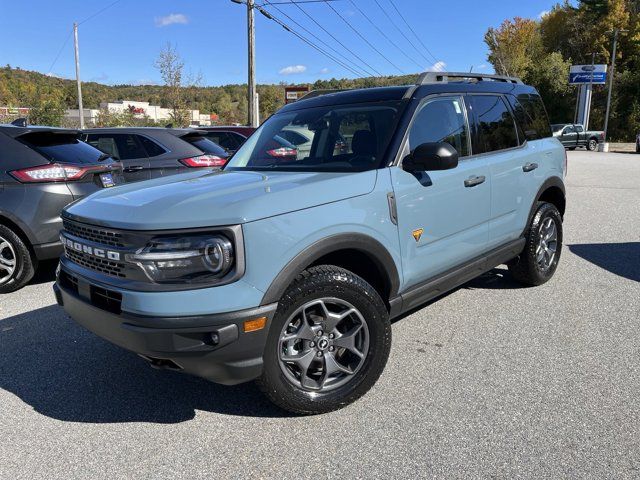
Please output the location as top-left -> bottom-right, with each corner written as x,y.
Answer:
485,0 -> 640,141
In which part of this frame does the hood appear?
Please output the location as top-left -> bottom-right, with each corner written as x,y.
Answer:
63,168 -> 378,229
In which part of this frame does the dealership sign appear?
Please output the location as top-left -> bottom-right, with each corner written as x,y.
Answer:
569,64 -> 607,85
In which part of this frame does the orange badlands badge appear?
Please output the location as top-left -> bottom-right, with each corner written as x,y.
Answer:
412,228 -> 424,242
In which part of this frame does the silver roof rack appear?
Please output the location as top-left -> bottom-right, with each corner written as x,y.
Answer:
416,71 -> 523,85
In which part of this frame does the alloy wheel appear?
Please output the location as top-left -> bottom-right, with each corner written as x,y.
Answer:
278,298 -> 370,392
0,237 -> 17,285
536,217 -> 558,271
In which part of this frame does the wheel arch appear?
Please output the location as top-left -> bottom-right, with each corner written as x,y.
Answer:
522,176 -> 566,236
0,212 -> 36,255
260,233 -> 400,309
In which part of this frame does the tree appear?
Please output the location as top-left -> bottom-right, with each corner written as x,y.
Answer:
484,18 -> 543,79
154,43 -> 191,127
28,98 -> 65,126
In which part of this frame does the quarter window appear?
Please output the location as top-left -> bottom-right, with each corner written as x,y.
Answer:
137,136 -> 166,157
506,94 -> 553,141
469,95 -> 519,153
408,96 -> 469,157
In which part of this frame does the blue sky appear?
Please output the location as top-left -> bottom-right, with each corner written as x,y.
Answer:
0,0 -> 559,86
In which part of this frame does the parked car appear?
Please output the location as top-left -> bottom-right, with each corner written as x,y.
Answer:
82,128 -> 229,183
197,126 -> 256,154
54,72 -> 566,414
551,123 -> 604,151
280,126 -> 349,159
0,125 -> 123,293
198,125 -> 299,161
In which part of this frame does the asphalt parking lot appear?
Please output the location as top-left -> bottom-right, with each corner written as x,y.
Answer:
1,150 -> 639,479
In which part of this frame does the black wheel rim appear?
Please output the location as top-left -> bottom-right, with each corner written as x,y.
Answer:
278,298 -> 370,392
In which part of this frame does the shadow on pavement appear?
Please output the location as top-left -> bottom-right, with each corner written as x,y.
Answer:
569,242 -> 640,282
0,305 -> 291,423
28,259 -> 58,286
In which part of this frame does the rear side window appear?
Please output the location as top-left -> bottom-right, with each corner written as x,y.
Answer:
184,136 -> 228,156
86,133 -> 146,160
280,130 -> 310,146
506,94 -> 553,141
469,95 -> 519,153
20,132 -> 106,164
204,132 -> 241,151
138,136 -> 167,157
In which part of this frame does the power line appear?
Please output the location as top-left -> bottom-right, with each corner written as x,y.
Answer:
288,0 -> 383,77
322,0 -> 405,74
387,0 -> 439,64
78,0 -> 123,25
257,7 -> 366,77
348,0 -> 422,70
372,0 -> 436,66
47,27 -> 73,75
263,1 -> 372,77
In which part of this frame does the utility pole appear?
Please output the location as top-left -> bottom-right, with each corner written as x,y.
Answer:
247,0 -> 257,127
603,28 -> 627,145
73,22 -> 85,129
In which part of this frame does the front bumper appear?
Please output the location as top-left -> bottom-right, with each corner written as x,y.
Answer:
54,267 -> 277,385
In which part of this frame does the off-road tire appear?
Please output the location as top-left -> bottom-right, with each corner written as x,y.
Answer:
257,265 -> 391,415
509,202 -> 563,286
0,224 -> 35,294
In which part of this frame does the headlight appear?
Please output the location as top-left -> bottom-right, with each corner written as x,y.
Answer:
125,234 -> 234,285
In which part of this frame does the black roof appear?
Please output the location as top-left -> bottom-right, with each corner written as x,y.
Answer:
0,124 -> 79,138
278,74 -> 538,113
82,127 -> 202,137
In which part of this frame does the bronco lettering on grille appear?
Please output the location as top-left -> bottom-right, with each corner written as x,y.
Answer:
60,234 -> 121,261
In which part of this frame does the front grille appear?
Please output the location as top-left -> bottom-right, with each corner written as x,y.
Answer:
62,219 -> 125,248
66,249 -> 126,278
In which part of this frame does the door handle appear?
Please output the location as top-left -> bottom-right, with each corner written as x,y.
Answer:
464,175 -> 486,188
522,162 -> 538,172
123,166 -> 144,172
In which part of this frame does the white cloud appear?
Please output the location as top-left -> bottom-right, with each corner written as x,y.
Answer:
427,61 -> 446,72
538,10 -> 549,19
319,67 -> 330,75
279,65 -> 307,75
155,13 -> 188,27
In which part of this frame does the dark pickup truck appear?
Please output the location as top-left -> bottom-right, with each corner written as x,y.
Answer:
552,123 -> 605,151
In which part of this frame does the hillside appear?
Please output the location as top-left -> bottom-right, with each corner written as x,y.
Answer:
0,66 -> 418,125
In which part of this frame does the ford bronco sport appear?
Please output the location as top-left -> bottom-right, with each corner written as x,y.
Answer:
54,72 -> 566,414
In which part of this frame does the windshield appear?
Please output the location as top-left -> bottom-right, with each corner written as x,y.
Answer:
551,124 -> 565,133
225,101 -> 404,172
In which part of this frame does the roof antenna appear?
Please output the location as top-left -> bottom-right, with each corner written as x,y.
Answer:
11,118 -> 27,127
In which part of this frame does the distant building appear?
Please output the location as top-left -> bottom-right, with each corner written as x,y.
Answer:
64,100 -> 214,127
65,108 -> 100,126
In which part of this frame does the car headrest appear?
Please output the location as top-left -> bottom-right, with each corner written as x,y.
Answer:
351,130 -> 377,156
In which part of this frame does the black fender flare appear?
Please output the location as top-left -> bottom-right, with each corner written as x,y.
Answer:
260,233 -> 400,305
522,176 -> 566,236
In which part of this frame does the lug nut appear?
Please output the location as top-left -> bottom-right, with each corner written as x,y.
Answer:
329,333 -> 334,339
316,351 -> 323,357
329,346 -> 335,352
309,341 -> 315,347
316,330 -> 323,337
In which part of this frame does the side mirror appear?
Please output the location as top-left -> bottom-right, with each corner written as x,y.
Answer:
403,142 -> 459,172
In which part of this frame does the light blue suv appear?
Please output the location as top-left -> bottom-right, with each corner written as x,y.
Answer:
54,73 -> 567,414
